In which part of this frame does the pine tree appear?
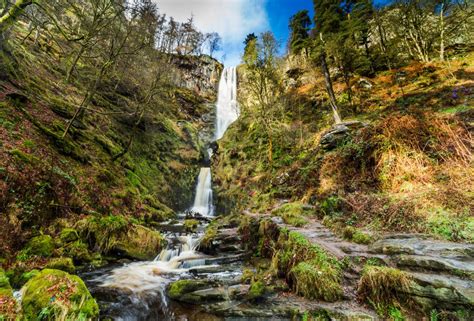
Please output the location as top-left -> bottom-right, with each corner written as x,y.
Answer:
313,0 -> 344,124
288,10 -> 312,55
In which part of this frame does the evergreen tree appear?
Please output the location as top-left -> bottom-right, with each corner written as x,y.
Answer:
312,0 -> 344,123
243,33 -> 258,65
288,10 -> 312,55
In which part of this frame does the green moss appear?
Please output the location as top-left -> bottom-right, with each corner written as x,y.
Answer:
64,241 -> 93,264
46,258 -> 76,274
112,225 -> 164,260
21,269 -> 99,320
357,266 -> 413,317
9,148 -> 39,163
25,235 -> 55,258
247,280 -> 266,301
342,226 -> 373,245
184,219 -> 199,232
19,269 -> 40,287
59,228 -> 79,243
167,279 -> 211,300
272,202 -> 312,227
290,260 -> 343,302
200,224 -> 218,250
0,268 -> 12,297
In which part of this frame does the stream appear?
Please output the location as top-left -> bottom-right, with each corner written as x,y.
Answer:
83,67 -> 242,320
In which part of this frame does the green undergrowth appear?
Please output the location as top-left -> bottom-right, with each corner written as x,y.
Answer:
272,202 -> 315,227
240,217 -> 344,302
357,265 -> 414,318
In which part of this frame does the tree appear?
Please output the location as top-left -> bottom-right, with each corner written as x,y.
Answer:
243,33 -> 258,65
245,31 -> 283,163
0,0 -> 35,34
288,10 -> 312,55
312,0 -> 344,124
206,32 -> 221,58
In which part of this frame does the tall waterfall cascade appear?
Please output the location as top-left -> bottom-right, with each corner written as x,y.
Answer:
215,66 -> 239,140
190,66 -> 239,216
91,67 -> 239,320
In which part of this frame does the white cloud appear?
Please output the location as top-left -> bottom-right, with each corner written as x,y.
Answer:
152,0 -> 269,66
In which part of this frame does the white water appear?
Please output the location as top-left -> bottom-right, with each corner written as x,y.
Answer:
215,66 -> 239,140
190,167 -> 213,216
94,67 -> 239,319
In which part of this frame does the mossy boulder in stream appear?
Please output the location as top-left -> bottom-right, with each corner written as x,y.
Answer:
167,279 -> 216,303
77,215 -> 165,260
113,225 -> 165,260
21,269 -> 99,320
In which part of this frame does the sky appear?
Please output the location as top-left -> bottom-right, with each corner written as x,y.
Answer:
152,0 -> 389,66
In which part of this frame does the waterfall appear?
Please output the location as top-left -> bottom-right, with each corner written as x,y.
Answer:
215,66 -> 239,140
190,167 -> 213,216
92,66 -> 240,320
190,66 -> 239,216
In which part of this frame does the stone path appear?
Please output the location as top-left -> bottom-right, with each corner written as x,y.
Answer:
243,210 -> 474,318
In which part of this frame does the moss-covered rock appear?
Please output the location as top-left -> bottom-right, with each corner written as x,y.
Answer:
247,280 -> 266,301
113,225 -> 164,260
64,240 -> 93,264
60,228 -> 79,243
21,269 -> 99,320
167,279 -> 215,301
25,235 -> 55,257
184,219 -> 199,232
46,258 -> 76,274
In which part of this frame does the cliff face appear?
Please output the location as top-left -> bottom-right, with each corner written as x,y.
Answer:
0,38 -> 222,256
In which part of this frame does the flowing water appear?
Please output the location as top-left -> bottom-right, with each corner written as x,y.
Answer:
83,67 -> 240,320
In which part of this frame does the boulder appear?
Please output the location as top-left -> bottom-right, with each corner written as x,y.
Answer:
25,235 -> 55,257
113,225 -> 165,261
320,121 -> 365,150
21,269 -> 99,320
45,257 -> 76,274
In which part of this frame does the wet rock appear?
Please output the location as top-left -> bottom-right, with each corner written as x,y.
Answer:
395,255 -> 474,280
167,279 -> 217,302
406,272 -> 474,315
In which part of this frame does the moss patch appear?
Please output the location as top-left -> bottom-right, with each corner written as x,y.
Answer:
357,266 -> 413,317
272,202 -> 314,227
46,258 -> 76,274
21,269 -> 99,320
24,235 -> 55,258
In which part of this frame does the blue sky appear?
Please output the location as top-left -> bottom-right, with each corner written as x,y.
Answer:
154,0 -> 390,66
265,0 -> 315,55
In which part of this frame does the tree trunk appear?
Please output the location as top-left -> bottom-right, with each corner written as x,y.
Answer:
320,52 -> 341,124
439,5 -> 445,61
0,0 -> 33,33
66,45 -> 85,82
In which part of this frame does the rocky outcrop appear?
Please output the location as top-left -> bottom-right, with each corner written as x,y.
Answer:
170,55 -> 223,100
